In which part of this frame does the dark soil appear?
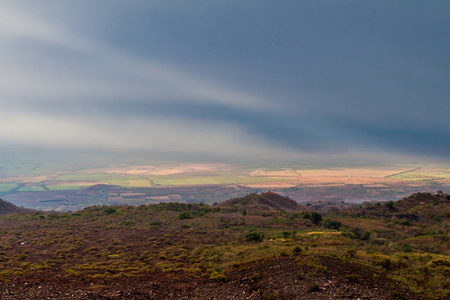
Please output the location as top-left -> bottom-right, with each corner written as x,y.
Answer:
0,257 -> 420,300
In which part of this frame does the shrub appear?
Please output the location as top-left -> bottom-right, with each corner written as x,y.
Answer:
346,249 -> 356,258
293,246 -> 302,255
249,272 -> 260,281
310,213 -> 323,225
400,220 -> 410,226
401,243 -> 412,253
181,224 -> 191,229
148,221 -> 161,226
178,212 -> 192,220
385,201 -> 395,210
360,231 -> 371,241
374,258 -> 392,270
282,231 -> 291,238
323,219 -> 341,229
209,271 -> 227,282
104,208 -> 117,215
245,231 -> 264,242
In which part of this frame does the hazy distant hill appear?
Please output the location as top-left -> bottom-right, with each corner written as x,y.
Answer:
0,198 -> 31,215
220,191 -> 301,211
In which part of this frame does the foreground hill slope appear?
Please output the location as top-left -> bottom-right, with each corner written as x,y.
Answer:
0,191 -> 447,299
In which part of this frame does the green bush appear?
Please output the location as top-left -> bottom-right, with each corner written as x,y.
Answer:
178,212 -> 192,220
401,243 -> 412,253
323,219 -> 341,229
310,213 -> 322,225
293,246 -> 302,255
245,231 -> 264,242
104,208 -> 117,215
282,231 -> 291,238
209,271 -> 227,282
385,201 -> 395,210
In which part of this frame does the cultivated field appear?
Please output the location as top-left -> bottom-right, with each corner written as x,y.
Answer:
0,162 -> 449,210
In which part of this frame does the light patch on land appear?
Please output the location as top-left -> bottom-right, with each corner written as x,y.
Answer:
244,182 -> 298,189
146,196 -> 171,201
28,176 -> 47,183
297,167 -> 412,178
121,193 -> 145,197
127,180 -> 152,187
307,231 -> 342,235
250,168 -> 299,177
92,163 -> 234,176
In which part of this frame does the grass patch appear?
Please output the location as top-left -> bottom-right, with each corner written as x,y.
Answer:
17,186 -> 47,192
46,185 -> 86,191
0,184 -> 18,192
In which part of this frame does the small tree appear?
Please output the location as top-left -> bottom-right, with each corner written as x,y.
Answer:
385,201 -> 395,210
310,212 -> 323,225
177,211 -> 192,220
323,219 -> 341,229
104,208 -> 117,215
401,243 -> 412,253
245,231 -> 264,242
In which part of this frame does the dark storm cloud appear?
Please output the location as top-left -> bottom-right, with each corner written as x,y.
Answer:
0,1 -> 449,160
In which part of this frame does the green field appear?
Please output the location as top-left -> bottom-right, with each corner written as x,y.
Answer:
17,185 -> 47,192
0,183 -> 18,192
389,171 -> 450,181
105,180 -> 153,187
151,176 -> 285,186
54,173 -> 142,181
53,173 -> 287,187
46,185 -> 87,191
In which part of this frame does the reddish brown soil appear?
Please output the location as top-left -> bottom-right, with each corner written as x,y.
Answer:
0,257 -> 419,300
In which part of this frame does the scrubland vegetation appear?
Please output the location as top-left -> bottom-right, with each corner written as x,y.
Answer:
0,191 -> 448,299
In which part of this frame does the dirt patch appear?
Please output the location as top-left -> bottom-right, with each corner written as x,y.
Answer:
0,256 -> 418,299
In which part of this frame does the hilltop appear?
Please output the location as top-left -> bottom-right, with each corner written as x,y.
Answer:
347,192 -> 450,222
220,191 -> 302,211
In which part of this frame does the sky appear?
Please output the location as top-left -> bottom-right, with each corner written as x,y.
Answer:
0,1 -> 449,163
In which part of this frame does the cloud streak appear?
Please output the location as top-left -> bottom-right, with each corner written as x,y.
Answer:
0,1 -> 449,162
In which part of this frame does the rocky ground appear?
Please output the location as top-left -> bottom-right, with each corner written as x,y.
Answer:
0,257 -> 418,300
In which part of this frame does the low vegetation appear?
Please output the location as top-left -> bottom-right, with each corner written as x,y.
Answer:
0,191 -> 448,299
